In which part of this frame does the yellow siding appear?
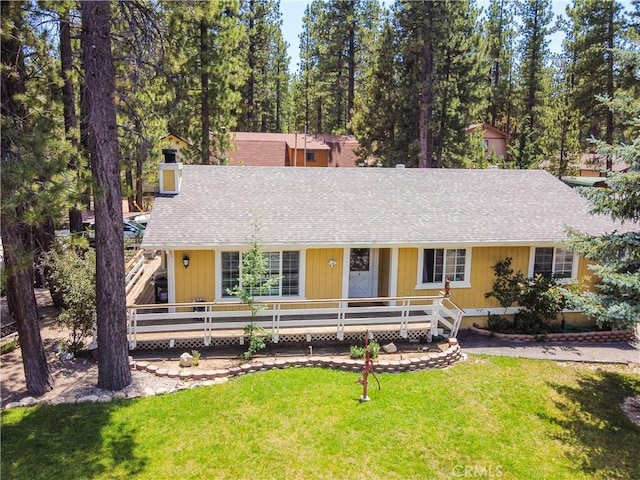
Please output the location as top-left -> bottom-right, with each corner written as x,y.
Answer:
162,169 -> 175,192
305,248 -> 344,299
398,246 -> 531,309
465,246 -> 530,309
174,250 -> 215,303
378,248 -> 390,297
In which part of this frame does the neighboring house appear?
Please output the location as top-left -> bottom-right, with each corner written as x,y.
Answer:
541,153 -> 632,188
140,163 -> 622,346
161,131 -> 362,167
228,132 -> 360,168
574,153 -> 631,177
465,123 -> 508,159
161,133 -> 191,162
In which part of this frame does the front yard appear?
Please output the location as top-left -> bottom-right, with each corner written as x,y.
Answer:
2,357 -> 639,480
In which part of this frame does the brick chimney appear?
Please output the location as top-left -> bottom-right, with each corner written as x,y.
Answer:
158,148 -> 183,194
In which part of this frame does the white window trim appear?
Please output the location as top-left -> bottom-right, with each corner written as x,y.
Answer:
528,246 -> 578,284
215,249 -> 306,301
415,247 -> 472,290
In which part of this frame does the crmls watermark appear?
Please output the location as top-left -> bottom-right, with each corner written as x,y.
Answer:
452,465 -> 503,478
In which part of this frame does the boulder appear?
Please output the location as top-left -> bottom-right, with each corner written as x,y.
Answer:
179,352 -> 193,367
382,342 -> 398,354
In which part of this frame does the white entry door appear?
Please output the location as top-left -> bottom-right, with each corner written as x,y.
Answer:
348,248 -> 375,298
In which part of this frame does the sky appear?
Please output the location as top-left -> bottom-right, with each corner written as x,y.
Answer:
279,0 -> 627,75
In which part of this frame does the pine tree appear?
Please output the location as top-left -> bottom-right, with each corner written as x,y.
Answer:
565,0 -> 623,158
568,92 -> 639,330
512,0 -> 554,168
163,0 -> 246,164
484,0 -> 517,133
351,15 -> 397,165
111,2 -> 167,211
237,0 -> 288,132
297,0 -> 381,135
1,0 -> 64,395
395,0 -> 486,168
81,0 -> 131,391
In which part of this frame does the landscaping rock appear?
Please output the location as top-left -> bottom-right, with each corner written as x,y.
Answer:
19,397 -> 38,407
77,395 -> 99,403
179,352 -> 193,367
383,342 -> 398,353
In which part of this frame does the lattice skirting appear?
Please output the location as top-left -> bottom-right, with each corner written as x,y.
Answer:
130,328 -> 432,351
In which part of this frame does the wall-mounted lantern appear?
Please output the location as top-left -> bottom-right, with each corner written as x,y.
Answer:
183,255 -> 190,268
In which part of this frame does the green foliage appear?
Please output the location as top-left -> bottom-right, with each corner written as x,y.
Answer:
349,344 -> 365,359
191,350 -> 201,366
46,241 -> 96,354
367,340 -> 380,359
242,324 -> 270,360
227,221 -> 279,359
1,339 -> 18,355
484,257 -> 526,311
298,0 -> 383,134
163,0 -> 246,164
349,340 -> 380,359
485,257 -> 570,334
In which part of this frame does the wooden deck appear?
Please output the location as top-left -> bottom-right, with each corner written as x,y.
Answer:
126,254 -> 162,306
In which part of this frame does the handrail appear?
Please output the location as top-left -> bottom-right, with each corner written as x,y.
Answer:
125,294 -> 466,348
126,294 -> 451,310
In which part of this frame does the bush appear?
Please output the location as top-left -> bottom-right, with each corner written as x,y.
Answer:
1,339 -> 18,355
191,350 -> 201,366
487,314 -> 515,333
46,240 -> 96,354
350,345 -> 365,359
349,341 -> 380,360
485,258 -> 570,335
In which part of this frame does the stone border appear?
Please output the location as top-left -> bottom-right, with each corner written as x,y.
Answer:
3,340 -> 465,410
135,340 -> 464,379
469,326 -> 636,343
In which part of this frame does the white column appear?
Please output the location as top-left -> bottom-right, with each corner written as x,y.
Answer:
389,247 -> 399,306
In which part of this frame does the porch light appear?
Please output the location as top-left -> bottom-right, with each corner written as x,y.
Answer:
328,259 -> 336,268
183,255 -> 190,268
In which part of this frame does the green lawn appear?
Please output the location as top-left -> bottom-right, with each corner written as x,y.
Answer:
2,356 -> 639,480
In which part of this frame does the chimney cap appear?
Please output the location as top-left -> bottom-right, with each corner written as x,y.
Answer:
162,148 -> 177,163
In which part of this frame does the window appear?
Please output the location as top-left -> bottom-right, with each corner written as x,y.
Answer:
532,247 -> 575,280
420,248 -> 469,286
221,250 -> 300,298
306,151 -> 316,162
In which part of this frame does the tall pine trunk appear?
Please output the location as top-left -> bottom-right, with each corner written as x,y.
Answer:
1,0 -> 53,396
81,0 -> 131,391
60,9 -> 84,234
418,37 -> 434,168
605,7 -> 614,171
200,18 -> 211,165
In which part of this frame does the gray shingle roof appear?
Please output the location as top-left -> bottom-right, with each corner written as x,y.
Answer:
141,166 -> 627,249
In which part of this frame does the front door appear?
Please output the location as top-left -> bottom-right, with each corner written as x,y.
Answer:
348,248 -> 375,298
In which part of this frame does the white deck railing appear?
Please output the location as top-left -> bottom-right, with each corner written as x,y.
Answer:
124,250 -> 145,295
126,295 -> 464,349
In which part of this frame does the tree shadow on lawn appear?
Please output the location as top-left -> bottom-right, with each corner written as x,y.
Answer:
1,401 -> 147,479
543,370 -> 640,479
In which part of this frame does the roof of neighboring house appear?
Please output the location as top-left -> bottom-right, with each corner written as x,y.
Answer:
314,134 -> 360,167
142,166 -> 626,250
561,176 -> 609,188
162,132 -> 192,145
465,123 -> 508,139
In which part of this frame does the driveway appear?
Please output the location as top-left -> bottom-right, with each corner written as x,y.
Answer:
457,329 -> 640,365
